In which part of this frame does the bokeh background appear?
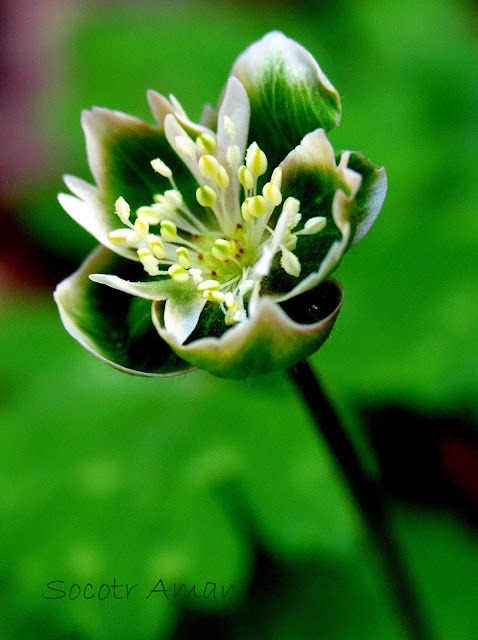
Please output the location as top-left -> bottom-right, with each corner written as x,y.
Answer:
1,0 -> 477,638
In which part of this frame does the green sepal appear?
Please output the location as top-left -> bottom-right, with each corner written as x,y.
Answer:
54,246 -> 192,376
152,279 -> 344,379
230,31 -> 341,170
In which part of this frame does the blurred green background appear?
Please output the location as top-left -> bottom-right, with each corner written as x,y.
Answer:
1,0 -> 477,638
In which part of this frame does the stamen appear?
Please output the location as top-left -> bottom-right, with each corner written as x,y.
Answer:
241,199 -> 253,222
189,268 -> 203,285
226,144 -> 241,167
115,196 -> 132,226
245,142 -> 267,178
133,217 -> 149,240
262,182 -> 282,207
196,185 -> 217,208
216,166 -> 230,190
247,195 -> 268,218
271,167 -> 282,189
198,155 -> 220,181
150,158 -> 172,179
108,229 -> 135,246
168,264 -> 189,284
176,247 -> 191,269
223,115 -> 236,139
136,206 -> 162,225
297,216 -> 327,235
137,248 -> 160,276
148,234 -> 166,259
211,239 -> 231,261
202,290 -> 226,303
280,246 -> 301,277
197,279 -> 221,292
160,220 -> 177,243
238,165 -> 254,191
196,133 -> 217,155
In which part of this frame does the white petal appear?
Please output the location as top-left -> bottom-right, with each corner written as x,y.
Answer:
164,295 -> 207,345
280,128 -> 336,176
63,174 -> 98,201
58,193 -> 138,262
164,114 -> 203,186
148,90 -> 212,136
253,200 -> 297,278
88,274 -> 173,300
216,76 -> 250,163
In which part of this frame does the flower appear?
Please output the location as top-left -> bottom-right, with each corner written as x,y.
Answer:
54,31 -> 387,379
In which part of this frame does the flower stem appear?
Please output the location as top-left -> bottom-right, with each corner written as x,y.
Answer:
286,359 -> 433,640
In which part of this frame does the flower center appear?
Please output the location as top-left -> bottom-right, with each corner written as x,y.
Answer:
108,114 -> 326,325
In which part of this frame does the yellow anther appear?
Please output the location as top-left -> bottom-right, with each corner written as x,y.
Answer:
136,206 -> 161,225
238,165 -> 254,191
301,216 -> 327,235
197,279 -> 221,292
226,144 -> 240,167
137,248 -> 160,276
202,290 -> 226,303
133,217 -> 149,240
147,234 -> 166,259
196,133 -> 217,155
189,268 -> 203,285
211,238 -> 231,261
115,196 -> 131,225
223,115 -> 236,138
216,165 -> 230,190
248,195 -> 269,218
198,154 -> 220,181
176,247 -> 191,269
196,185 -> 217,208
262,182 -> 282,207
160,220 -> 177,243
168,264 -> 189,284
271,167 -> 282,189
241,199 -> 253,222
175,135 -> 197,160
108,229 -> 135,246
150,158 -> 172,178
246,142 -> 267,178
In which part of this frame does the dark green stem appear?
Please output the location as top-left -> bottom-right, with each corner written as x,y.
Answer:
287,359 -> 433,640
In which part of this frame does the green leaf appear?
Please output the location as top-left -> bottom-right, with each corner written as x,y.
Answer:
54,246 -> 192,376
230,31 -> 341,170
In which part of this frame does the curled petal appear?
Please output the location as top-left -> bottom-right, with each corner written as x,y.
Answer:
230,31 -> 341,169
54,247 -> 192,376
152,279 -> 344,379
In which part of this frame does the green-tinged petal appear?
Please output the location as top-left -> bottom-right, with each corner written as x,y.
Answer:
152,279 -> 343,379
216,76 -> 250,164
200,104 -> 218,130
82,106 -> 195,211
261,130 -> 361,298
90,273 -> 207,345
59,107 -> 202,259
54,246 -> 192,376
340,151 -> 387,246
230,31 -> 341,170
